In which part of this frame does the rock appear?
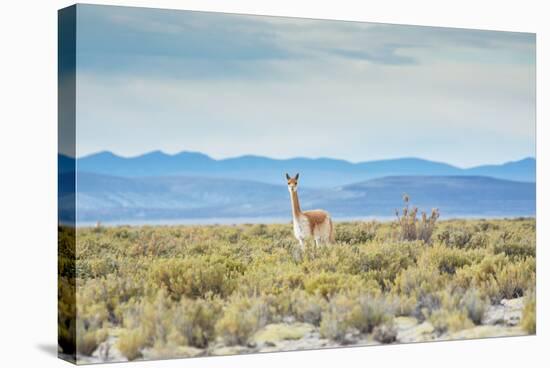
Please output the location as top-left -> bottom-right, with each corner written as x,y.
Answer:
282,316 -> 297,324
342,331 -> 360,345
397,321 -> 436,343
76,335 -> 127,364
252,323 -> 315,346
210,345 -> 253,356
141,345 -> 204,360
394,316 -> 419,332
483,297 -> 524,326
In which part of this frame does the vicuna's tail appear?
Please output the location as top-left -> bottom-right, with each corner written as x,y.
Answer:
329,218 -> 335,243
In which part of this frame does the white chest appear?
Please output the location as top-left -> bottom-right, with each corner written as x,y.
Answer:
293,216 -> 310,239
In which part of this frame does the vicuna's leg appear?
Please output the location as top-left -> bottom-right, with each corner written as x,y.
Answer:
298,238 -> 305,249
328,218 -> 335,244
314,237 -> 320,247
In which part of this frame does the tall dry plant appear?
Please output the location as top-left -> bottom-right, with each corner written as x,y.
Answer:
395,193 -> 439,243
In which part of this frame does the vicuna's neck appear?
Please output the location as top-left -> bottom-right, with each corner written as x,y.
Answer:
290,190 -> 301,219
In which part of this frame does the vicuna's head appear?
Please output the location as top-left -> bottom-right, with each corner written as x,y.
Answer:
286,173 -> 300,193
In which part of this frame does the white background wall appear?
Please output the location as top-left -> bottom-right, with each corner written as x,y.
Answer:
0,0 -> 547,367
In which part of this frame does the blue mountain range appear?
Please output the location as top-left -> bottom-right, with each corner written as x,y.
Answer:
60,151 -> 535,187
58,151 -> 536,223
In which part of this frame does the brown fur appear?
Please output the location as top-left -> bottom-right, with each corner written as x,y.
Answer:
303,210 -> 328,234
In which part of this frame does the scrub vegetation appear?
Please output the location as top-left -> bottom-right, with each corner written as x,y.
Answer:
58,212 -> 535,361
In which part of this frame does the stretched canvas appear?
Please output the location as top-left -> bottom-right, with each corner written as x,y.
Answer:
58,4 -> 536,364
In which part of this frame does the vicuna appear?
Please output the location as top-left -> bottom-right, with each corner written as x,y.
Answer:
286,173 -> 335,248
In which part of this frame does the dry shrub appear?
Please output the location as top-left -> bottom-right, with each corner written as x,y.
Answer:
459,288 -> 488,325
496,259 -> 535,299
394,266 -> 446,299
116,290 -> 222,360
351,294 -> 395,333
215,295 -> 270,346
429,309 -> 473,334
172,297 -> 222,348
117,328 -> 148,361
319,294 -> 355,342
320,293 -> 394,342
395,194 -> 439,243
454,255 -> 534,302
521,292 -> 536,334
372,320 -> 397,344
289,290 -> 327,326
75,320 -> 108,356
69,218 -> 535,359
74,281 -> 111,356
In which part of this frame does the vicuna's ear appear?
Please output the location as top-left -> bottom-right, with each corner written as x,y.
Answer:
295,173 -> 300,180
285,173 -> 291,180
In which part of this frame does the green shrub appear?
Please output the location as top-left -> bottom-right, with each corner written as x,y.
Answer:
150,255 -> 243,299
335,221 -> 379,244
437,229 -> 473,248
418,244 -> 475,275
347,242 -> 420,288
493,240 -> 536,261
304,271 -> 379,299
237,261 -> 304,296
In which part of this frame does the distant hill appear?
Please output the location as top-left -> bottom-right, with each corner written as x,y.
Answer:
328,175 -> 535,217
61,151 -> 536,187
63,173 -> 535,223
464,158 -> 535,182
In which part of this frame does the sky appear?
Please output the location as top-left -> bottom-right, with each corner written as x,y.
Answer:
71,4 -> 535,168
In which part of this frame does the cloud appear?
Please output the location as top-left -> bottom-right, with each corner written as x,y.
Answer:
76,4 -> 535,79
72,4 -> 536,167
